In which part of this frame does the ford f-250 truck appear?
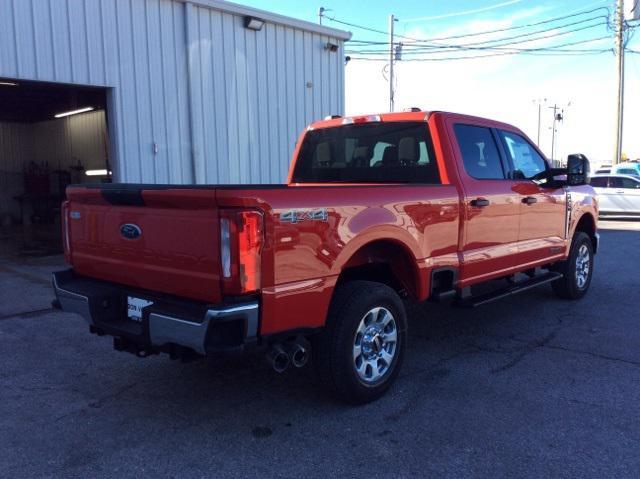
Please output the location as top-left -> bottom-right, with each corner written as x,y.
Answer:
52,110 -> 598,403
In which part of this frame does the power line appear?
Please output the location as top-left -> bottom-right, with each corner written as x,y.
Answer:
346,25 -> 612,56
405,7 -> 610,43
427,16 -> 609,48
348,50 -> 610,62
347,44 -> 611,57
348,36 -> 612,62
347,16 -> 609,54
330,6 -> 610,45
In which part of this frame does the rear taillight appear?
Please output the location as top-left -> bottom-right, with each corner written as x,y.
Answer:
220,210 -> 264,295
61,201 -> 71,263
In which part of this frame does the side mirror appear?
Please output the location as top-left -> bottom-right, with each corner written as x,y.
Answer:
566,154 -> 590,186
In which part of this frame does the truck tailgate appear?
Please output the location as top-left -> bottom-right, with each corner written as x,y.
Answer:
65,186 -> 223,303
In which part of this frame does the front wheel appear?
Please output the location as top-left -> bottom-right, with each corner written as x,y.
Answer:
552,231 -> 594,299
313,281 -> 407,404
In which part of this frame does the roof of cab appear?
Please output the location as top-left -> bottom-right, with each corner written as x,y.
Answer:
306,110 -> 519,132
308,110 -> 433,130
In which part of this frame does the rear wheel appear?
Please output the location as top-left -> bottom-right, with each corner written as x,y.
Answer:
313,281 -> 407,404
552,231 -> 594,299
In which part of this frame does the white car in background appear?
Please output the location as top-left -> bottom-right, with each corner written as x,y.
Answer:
594,162 -> 640,176
590,174 -> 640,218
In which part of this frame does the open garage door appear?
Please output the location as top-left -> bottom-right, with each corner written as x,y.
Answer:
0,79 -> 110,258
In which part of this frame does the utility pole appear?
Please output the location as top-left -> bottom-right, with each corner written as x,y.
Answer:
318,7 -> 328,25
550,105 -> 558,163
533,98 -> 547,146
389,14 -> 396,112
537,102 -> 542,146
549,104 -> 564,164
614,0 -> 626,165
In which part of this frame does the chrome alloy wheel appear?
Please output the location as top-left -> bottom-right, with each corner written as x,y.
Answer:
575,244 -> 591,289
353,307 -> 398,384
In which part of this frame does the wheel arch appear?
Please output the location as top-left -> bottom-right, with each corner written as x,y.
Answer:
574,212 -> 598,253
335,238 -> 425,301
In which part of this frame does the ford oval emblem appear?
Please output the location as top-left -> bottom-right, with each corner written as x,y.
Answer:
120,223 -> 142,240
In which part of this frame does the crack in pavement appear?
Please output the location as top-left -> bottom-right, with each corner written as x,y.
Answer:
54,380 -> 141,422
0,264 -> 52,286
490,330 -> 558,373
0,307 -> 56,321
482,332 -> 640,369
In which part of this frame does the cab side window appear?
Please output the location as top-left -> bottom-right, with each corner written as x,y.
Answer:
454,124 -> 505,179
610,177 -> 640,189
589,177 -> 608,188
498,130 -> 548,179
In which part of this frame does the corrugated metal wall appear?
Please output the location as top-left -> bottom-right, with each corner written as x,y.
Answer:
0,0 -> 347,184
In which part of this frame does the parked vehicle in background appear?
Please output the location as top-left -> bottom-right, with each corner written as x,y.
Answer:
52,110 -> 599,404
611,162 -> 640,177
595,165 -> 611,174
590,174 -> 640,218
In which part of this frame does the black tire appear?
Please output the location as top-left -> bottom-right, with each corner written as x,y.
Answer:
313,280 -> 407,404
552,231 -> 594,299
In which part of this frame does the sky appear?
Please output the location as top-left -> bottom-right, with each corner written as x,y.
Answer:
239,0 -> 640,167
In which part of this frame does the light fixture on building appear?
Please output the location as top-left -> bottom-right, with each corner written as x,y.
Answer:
85,169 -> 111,176
0,81 -> 18,86
325,42 -> 338,52
244,16 -> 265,31
55,106 -> 94,118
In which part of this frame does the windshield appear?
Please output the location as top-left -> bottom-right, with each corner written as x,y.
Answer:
291,122 -> 441,184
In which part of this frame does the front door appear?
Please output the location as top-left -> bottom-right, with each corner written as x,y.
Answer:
496,129 -> 567,265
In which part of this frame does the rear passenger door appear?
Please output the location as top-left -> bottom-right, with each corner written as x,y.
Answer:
496,130 -> 566,264
451,123 -> 522,284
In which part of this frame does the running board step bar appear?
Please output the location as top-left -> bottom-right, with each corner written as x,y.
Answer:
454,272 -> 563,309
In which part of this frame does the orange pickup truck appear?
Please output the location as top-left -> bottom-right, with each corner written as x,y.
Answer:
53,110 -> 598,403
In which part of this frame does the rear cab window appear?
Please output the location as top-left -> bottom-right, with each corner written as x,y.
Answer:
291,122 -> 441,184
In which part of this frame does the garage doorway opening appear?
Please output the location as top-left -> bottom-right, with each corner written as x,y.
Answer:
0,79 -> 111,259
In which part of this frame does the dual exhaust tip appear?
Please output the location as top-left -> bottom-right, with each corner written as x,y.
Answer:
266,338 -> 310,373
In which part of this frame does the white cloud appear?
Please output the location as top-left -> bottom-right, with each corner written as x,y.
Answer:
402,0 -> 524,23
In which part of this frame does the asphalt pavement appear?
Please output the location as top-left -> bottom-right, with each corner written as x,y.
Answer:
1,224 -> 639,478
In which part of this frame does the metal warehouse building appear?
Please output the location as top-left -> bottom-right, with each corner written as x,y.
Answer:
0,0 -> 349,257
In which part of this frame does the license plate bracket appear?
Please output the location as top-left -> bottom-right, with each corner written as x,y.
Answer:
127,296 -> 154,322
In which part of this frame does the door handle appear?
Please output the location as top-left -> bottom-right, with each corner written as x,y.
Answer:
470,198 -> 490,207
522,196 -> 537,205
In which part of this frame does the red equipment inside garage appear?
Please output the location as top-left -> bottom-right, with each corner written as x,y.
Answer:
0,79 -> 110,258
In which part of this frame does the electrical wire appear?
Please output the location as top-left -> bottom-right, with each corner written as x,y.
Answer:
336,6 -> 616,64
348,49 -> 611,62
329,6 -> 609,44
346,27 -> 612,56
347,35 -> 612,62
346,16 -> 609,55
406,8 -> 610,43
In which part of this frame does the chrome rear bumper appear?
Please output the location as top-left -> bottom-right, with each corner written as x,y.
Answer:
52,269 -> 259,355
